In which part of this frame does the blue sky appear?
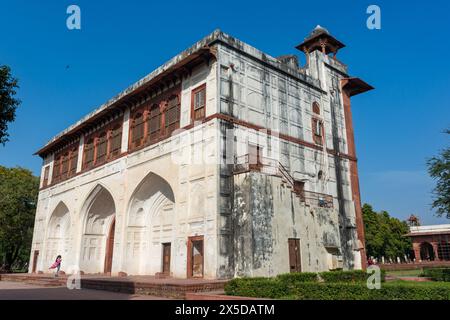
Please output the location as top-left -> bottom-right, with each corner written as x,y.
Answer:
0,1 -> 449,224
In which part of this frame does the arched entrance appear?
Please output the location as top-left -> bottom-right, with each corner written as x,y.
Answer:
46,202 -> 71,268
126,172 -> 175,275
104,218 -> 115,273
420,242 -> 435,261
80,185 -> 116,274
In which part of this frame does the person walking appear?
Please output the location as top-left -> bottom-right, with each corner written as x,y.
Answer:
49,255 -> 62,277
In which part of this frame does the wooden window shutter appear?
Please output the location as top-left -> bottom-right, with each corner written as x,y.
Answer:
83,138 -> 95,169
61,152 -> 70,177
131,112 -> 144,148
192,84 -> 206,122
69,147 -> 78,177
96,132 -> 108,164
165,95 -> 180,136
149,104 -> 161,141
43,166 -> 50,187
109,124 -> 122,158
52,155 -> 61,183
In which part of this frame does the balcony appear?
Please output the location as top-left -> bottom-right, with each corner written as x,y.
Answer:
300,191 -> 334,208
233,154 -> 334,209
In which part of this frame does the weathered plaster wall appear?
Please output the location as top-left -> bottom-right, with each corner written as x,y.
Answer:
230,172 -> 341,277
216,39 -> 361,275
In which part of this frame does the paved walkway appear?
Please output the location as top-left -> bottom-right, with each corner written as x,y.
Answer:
0,281 -> 172,300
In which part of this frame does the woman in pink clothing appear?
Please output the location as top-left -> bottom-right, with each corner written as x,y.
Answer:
49,255 -> 62,277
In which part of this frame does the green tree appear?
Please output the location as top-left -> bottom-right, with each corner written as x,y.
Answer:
0,166 -> 39,272
427,129 -> 450,219
363,204 -> 411,262
0,65 -> 20,145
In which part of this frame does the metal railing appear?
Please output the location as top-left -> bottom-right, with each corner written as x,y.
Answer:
233,154 -> 334,209
301,191 -> 334,208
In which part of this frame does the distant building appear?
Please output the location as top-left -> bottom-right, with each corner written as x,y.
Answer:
29,27 -> 372,279
406,225 -> 450,261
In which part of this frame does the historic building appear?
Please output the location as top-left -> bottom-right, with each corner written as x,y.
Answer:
29,26 -> 373,279
406,224 -> 450,262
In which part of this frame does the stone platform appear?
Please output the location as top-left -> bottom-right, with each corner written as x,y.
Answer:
0,273 -> 227,299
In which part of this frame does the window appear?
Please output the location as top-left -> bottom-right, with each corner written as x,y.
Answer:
131,112 -> 145,148
83,138 -> 95,169
248,144 -> 263,169
60,152 -> 70,178
318,170 -> 324,180
312,102 -> 320,115
68,148 -> 78,177
312,118 -> 324,145
311,102 -> 324,145
192,84 -> 206,121
52,156 -> 61,183
42,166 -> 50,188
149,104 -> 161,136
165,95 -> 180,136
293,180 -> 305,196
109,125 -> 122,158
95,132 -> 108,165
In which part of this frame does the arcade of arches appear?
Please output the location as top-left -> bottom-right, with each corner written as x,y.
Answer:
36,172 -> 206,278
411,236 -> 450,262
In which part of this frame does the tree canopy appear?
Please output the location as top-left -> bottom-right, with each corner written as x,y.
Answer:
0,166 -> 39,272
363,204 -> 411,262
0,65 -> 20,145
427,129 -> 450,219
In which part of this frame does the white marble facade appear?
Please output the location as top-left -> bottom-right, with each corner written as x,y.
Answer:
30,28 -> 370,279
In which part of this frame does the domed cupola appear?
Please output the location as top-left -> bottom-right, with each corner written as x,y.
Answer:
296,25 -> 345,57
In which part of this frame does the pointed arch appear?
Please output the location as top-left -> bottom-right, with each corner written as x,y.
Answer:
125,172 -> 175,275
47,201 -> 70,238
127,172 -> 175,227
79,184 -> 117,274
45,201 -> 71,266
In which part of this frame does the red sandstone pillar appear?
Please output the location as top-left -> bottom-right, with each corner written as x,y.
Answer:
341,84 -> 367,270
412,241 -> 421,262
432,242 -> 441,261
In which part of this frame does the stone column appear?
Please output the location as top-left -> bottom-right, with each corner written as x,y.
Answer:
412,241 -> 421,262
121,107 -> 130,154
76,135 -> 84,173
432,242 -> 441,261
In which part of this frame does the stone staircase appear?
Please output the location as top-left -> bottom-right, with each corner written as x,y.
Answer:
269,159 -> 334,208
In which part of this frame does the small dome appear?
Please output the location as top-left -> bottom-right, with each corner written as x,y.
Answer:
306,25 -> 330,40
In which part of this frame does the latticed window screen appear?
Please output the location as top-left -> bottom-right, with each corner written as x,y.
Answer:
437,239 -> 450,261
43,166 -> 50,187
52,156 -> 61,182
83,139 -> 95,169
69,148 -> 78,177
165,95 -> 180,135
131,113 -> 145,147
109,125 -> 122,157
192,85 -> 206,121
96,132 -> 108,164
149,104 -> 161,137
61,152 -> 70,177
